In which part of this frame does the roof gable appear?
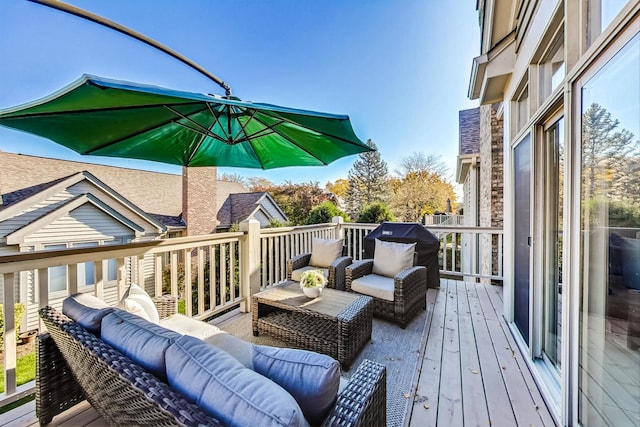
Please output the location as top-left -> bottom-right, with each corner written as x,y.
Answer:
0,171 -> 164,232
6,193 -> 143,245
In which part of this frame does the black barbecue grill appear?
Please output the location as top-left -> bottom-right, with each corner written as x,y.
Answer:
363,222 -> 441,288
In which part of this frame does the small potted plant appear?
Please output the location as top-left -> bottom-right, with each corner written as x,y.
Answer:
299,269 -> 327,298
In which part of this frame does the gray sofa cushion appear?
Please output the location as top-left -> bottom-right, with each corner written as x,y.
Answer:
101,310 -> 181,381
252,345 -> 340,425
62,293 -> 114,335
166,335 -> 308,427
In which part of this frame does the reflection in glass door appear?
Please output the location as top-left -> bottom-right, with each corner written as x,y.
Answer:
579,32 -> 639,426
514,134 -> 531,344
543,118 -> 564,371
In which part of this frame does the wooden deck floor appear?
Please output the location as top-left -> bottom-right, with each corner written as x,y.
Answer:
407,279 -> 556,427
0,280 -> 556,427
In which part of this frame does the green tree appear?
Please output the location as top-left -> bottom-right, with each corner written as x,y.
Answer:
271,181 -> 324,225
582,103 -> 636,203
325,178 -> 349,198
358,202 -> 395,223
306,201 -> 349,224
390,153 -> 457,222
345,139 -> 390,217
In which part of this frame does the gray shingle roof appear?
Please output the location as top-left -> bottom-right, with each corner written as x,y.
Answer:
459,107 -> 480,155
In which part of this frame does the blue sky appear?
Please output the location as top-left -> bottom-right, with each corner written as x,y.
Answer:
0,0 -> 480,188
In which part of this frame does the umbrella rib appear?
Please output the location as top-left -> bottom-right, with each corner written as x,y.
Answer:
249,114 -> 328,165
185,116 -> 217,165
228,108 -> 260,144
164,105 -> 220,138
173,121 -> 230,144
206,102 -> 231,142
1,101 -> 207,119
257,109 -> 369,149
81,105 -> 211,154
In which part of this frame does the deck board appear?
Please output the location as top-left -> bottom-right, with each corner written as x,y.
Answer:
457,280 -> 491,427
3,280 -> 556,427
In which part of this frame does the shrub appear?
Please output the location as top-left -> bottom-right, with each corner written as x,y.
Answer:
306,201 -> 349,224
0,303 -> 26,347
358,202 -> 395,223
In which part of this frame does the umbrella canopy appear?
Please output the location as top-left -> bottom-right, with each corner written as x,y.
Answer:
0,75 -> 372,169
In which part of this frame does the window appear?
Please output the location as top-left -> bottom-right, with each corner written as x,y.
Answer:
540,39 -> 565,100
587,0 -> 632,46
44,244 -> 67,293
515,83 -> 530,133
73,241 -> 98,286
578,31 -> 639,426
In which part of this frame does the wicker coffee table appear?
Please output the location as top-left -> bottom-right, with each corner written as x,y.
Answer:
252,280 -> 373,369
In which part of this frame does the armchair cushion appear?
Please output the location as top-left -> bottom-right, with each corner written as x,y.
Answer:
62,293 -> 113,335
119,283 -> 160,323
166,335 -> 308,427
351,274 -> 395,302
309,238 -> 343,268
252,345 -> 340,425
372,239 -> 416,278
290,266 -> 329,282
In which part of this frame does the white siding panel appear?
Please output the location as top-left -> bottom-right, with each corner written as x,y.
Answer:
23,204 -> 133,244
67,181 -> 160,234
0,193 -> 73,238
254,210 -> 270,227
262,200 -> 286,222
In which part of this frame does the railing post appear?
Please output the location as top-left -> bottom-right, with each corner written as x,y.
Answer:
332,216 -> 344,240
240,218 -> 260,312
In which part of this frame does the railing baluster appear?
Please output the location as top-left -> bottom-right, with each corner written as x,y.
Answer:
184,249 -> 192,317
230,241 -> 237,302
3,272 -> 17,396
220,244 -> 227,305
210,245 -> 216,309
197,247 -> 205,315
154,254 -> 163,297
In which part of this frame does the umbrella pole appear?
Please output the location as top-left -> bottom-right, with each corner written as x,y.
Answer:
28,0 -> 233,96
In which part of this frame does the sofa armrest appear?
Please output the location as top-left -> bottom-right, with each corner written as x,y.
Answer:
153,294 -> 178,319
286,253 -> 312,279
322,359 -> 386,427
328,256 -> 353,291
345,260 -> 374,292
36,332 -> 86,425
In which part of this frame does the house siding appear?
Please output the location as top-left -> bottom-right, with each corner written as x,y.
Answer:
23,204 -> 134,244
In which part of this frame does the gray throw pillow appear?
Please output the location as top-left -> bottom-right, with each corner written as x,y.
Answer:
166,335 -> 309,427
252,345 -> 340,425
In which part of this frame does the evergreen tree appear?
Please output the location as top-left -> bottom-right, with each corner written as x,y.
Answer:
345,139 -> 390,217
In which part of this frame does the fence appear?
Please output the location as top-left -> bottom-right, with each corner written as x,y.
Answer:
0,219 -> 502,406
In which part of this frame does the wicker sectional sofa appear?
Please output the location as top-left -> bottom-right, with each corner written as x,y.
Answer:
36,294 -> 386,426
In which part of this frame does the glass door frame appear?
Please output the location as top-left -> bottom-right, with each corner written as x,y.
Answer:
509,130 -> 534,353
568,15 -> 639,426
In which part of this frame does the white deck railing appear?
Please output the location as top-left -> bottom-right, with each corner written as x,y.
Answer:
0,220 -> 502,407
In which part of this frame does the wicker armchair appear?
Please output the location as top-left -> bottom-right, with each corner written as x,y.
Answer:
346,259 -> 427,328
287,247 -> 352,291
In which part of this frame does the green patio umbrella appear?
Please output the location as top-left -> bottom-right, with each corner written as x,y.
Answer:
0,74 -> 372,169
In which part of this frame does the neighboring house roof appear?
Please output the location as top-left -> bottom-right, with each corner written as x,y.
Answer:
0,170 -> 166,245
217,192 -> 288,228
459,107 -> 480,155
0,152 -> 288,233
456,107 -> 481,184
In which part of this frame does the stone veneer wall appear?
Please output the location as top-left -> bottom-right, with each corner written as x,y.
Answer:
479,104 -> 504,281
